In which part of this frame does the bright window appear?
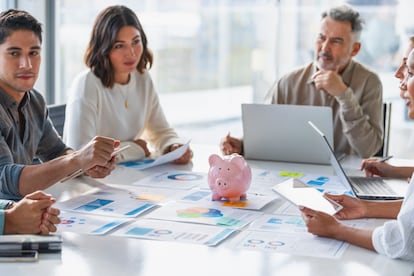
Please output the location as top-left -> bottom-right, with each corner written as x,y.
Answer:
12,0 -> 414,156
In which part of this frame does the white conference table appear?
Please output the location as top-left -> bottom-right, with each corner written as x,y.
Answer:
1,144 -> 413,276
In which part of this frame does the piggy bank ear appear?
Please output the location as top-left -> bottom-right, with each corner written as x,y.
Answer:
231,154 -> 246,169
208,154 -> 222,166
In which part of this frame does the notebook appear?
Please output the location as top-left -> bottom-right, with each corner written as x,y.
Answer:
241,104 -> 333,164
308,121 -> 407,200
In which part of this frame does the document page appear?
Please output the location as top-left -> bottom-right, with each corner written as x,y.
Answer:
120,141 -> 190,170
146,201 -> 261,229
111,218 -> 236,246
57,211 -> 130,235
228,214 -> 369,259
55,187 -> 157,218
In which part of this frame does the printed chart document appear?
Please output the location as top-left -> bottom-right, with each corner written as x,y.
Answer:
57,211 -> 131,235
228,213 -> 369,259
131,171 -> 206,190
179,189 -> 277,210
272,178 -> 343,215
146,201 -> 261,229
111,218 -> 236,246
229,229 -> 348,259
120,141 -> 190,170
249,169 -> 351,196
110,184 -> 189,203
55,187 -> 157,218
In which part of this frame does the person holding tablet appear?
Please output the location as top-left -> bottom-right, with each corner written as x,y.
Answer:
299,47 -> 414,261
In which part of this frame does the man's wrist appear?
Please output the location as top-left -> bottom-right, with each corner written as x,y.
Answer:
6,201 -> 14,209
0,200 -> 14,210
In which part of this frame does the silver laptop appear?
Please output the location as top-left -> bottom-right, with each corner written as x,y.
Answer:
242,104 -> 333,164
309,121 -> 407,200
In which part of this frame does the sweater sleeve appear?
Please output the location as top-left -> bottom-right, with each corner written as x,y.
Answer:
372,177 -> 414,261
335,78 -> 383,158
63,72 -> 100,150
140,74 -> 184,155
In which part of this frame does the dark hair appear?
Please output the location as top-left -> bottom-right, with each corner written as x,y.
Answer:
0,9 -> 42,44
322,5 -> 364,41
84,5 -> 153,88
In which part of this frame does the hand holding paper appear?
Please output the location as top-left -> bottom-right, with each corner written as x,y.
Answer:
61,145 -> 131,182
121,140 -> 191,170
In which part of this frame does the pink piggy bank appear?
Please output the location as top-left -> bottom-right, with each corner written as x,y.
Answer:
208,154 -> 252,202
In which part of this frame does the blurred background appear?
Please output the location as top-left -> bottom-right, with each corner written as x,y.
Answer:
6,0 -> 414,158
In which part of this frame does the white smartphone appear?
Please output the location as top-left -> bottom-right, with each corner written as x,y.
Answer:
0,250 -> 38,262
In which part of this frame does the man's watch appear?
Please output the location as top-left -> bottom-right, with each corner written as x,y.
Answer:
5,201 -> 14,209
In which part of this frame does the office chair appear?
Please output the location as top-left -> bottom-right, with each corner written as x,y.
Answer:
47,103 -> 66,137
375,102 -> 392,157
32,104 -> 66,164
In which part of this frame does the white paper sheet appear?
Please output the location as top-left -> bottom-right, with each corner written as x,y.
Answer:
229,230 -> 348,258
111,218 -> 236,246
55,187 -> 157,218
119,141 -> 190,170
131,170 -> 207,190
179,189 -> 278,210
57,211 -> 130,235
145,201 -> 261,229
229,213 -> 369,258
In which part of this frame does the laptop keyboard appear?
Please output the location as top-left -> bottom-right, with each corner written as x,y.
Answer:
350,177 -> 396,195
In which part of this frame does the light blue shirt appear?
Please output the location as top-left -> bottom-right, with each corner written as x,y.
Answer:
0,200 -> 13,235
0,211 -> 4,235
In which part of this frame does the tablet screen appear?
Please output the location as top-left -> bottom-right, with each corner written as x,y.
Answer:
272,178 -> 343,215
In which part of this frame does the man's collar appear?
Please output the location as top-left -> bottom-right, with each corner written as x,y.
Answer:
0,88 -> 31,108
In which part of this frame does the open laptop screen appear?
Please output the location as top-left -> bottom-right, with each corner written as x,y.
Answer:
242,104 -> 333,164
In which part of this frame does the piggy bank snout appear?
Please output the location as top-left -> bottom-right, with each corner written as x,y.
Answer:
215,178 -> 230,189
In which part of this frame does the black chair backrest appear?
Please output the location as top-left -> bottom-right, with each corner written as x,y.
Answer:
375,102 -> 391,157
47,104 -> 66,137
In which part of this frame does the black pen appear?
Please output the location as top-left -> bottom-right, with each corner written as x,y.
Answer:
378,155 -> 393,163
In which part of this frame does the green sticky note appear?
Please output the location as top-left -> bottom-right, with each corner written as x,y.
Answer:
279,171 -> 303,178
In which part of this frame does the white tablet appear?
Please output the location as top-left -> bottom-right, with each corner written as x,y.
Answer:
272,178 -> 343,215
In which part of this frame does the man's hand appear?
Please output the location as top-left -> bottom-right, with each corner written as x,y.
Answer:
4,191 -> 60,234
220,133 -> 243,155
77,136 -> 119,176
312,69 -> 347,96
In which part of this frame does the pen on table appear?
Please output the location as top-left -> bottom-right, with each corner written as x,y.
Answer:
60,145 -> 130,183
378,155 -> 393,163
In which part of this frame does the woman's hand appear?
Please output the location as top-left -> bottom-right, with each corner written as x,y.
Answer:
169,144 -> 192,164
134,138 -> 151,157
324,193 -> 367,219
